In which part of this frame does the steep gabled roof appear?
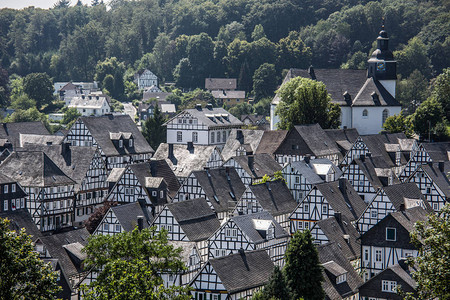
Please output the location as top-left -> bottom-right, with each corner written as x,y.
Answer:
287,159 -> 327,185
248,180 -> 297,216
231,211 -> 289,244
221,129 -> 265,162
166,197 -> 220,242
205,78 -> 237,90
352,78 -> 400,106
0,121 -> 50,149
111,202 -> 151,232
324,128 -> 360,155
291,124 -> 341,157
193,167 -> 246,214
420,142 -> 450,161
19,134 -> 64,147
254,130 -> 288,155
149,159 -> 180,199
229,154 -> 282,180
0,151 -> 75,187
359,133 -> 408,168
207,249 -> 274,294
79,115 -> 154,156
315,179 -> 367,221
419,162 -> 450,197
389,206 -> 429,234
383,183 -> 432,212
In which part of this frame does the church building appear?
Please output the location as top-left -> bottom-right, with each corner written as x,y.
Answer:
271,27 -> 402,135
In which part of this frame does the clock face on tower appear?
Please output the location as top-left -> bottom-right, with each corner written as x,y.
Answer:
377,61 -> 386,71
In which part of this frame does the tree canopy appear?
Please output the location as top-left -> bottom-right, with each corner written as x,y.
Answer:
0,218 -> 61,299
275,76 -> 340,130
23,72 -> 53,109
142,104 -> 167,151
80,226 -> 190,299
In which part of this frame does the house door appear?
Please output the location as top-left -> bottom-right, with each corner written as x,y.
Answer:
55,216 -> 61,228
373,247 -> 383,270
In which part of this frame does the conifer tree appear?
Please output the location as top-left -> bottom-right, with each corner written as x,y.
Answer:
265,266 -> 290,300
284,230 -> 325,300
142,104 -> 166,150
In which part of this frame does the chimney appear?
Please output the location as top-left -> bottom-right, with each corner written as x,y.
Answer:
304,155 -> 311,164
438,161 -> 445,172
343,91 -> 351,104
248,155 -> 254,171
359,154 -> 365,162
366,152 -> 372,158
195,103 -> 202,110
334,211 -> 342,223
236,130 -> 244,142
206,103 -> 213,110
137,216 -> 144,231
187,141 -> 194,151
168,143 -> 174,159
308,65 -> 316,80
399,203 -> 406,211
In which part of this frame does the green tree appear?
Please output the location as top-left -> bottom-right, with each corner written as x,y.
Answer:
275,77 -> 340,130
0,218 -> 61,299
10,94 -> 36,110
4,107 -> 48,124
173,58 -> 193,89
23,72 -> 53,109
277,31 -> 312,70
253,63 -> 277,101
80,226 -> 190,299
412,98 -> 446,140
251,24 -> 266,41
94,57 -> 125,100
228,102 -> 254,119
396,70 -> 430,114
62,107 -> 81,128
254,97 -> 271,116
394,37 -> 432,78
382,113 -> 413,137
407,204 -> 450,300
341,51 -> 367,70
284,230 -> 325,300
142,104 -> 167,150
264,266 -> 290,300
431,68 -> 450,119
0,67 -> 10,108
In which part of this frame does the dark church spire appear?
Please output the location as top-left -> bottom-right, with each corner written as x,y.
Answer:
367,19 -> 397,81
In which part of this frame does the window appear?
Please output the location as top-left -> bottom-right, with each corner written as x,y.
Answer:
304,203 -> 309,212
362,109 -> 368,118
298,221 -> 303,229
295,176 -> 300,183
192,132 -> 198,143
216,131 -> 220,142
382,109 -> 389,124
178,118 -> 182,123
364,248 -> 369,261
160,191 -> 164,198
371,210 -> 377,218
11,184 -> 15,193
386,227 -> 396,241
129,139 -> 133,147
3,200 -> 8,211
222,131 -> 226,142
336,273 -> 347,284
119,140 -> 123,148
177,131 -> 182,142
304,222 -> 310,229
375,249 -> 382,262
103,223 -> 109,231
211,132 -> 215,143
433,203 -> 439,211
225,228 -> 237,238
426,187 -> 431,194
215,249 -> 220,257
382,280 -> 397,293
4,185 -> 8,193
115,224 -> 121,232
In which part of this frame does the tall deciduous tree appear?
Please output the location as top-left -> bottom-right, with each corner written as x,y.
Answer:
431,68 -> 450,119
23,72 -> 53,109
0,218 -> 61,299
253,63 -> 277,101
408,204 -> 450,300
0,67 -> 10,108
275,76 -> 340,130
284,230 -> 325,300
142,105 -> 166,150
80,226 -> 190,299
412,98 -> 445,140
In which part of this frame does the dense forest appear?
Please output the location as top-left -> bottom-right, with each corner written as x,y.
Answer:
0,0 -> 448,110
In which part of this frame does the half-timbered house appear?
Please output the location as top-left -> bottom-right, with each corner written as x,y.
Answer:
282,158 -> 342,203
0,151 -> 76,232
318,242 -> 363,300
232,179 -> 297,231
407,161 -> 450,212
0,174 -> 27,213
361,207 -> 428,280
222,153 -> 281,186
289,178 -> 367,234
153,143 -> 223,183
356,182 -> 432,234
220,129 -> 264,162
359,261 -> 418,299
189,249 -> 274,300
165,104 -> 243,148
324,127 -> 360,158
341,155 -> 400,203
272,124 -> 341,165
105,162 -> 173,217
311,214 -> 360,262
398,142 -> 450,181
172,167 -> 246,221
152,197 -> 221,277
63,114 -> 154,170
207,211 -> 289,265
0,121 -> 50,151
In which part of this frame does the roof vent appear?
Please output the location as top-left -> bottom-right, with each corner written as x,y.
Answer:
195,104 -> 202,110
343,91 -> 351,103
206,103 -> 213,110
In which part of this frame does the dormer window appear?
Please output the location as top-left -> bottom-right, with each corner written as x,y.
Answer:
119,140 -> 123,148
336,273 -> 347,284
267,226 -> 274,240
129,139 -> 133,148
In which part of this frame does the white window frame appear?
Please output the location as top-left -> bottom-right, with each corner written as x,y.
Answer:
119,140 -> 123,148
129,139 -> 133,147
11,184 -> 16,193
386,227 -> 397,241
381,280 -> 397,293
4,185 -> 8,193
3,200 -> 8,211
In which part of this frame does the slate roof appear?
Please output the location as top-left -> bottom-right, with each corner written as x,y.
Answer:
382,183 -> 432,212
351,157 -> 385,189
254,130 -> 288,155
229,154 -> 282,180
19,134 -> 64,147
248,180 -> 297,216
286,159 -> 327,185
421,142 -> 450,161
0,121 -> 50,149
193,167 -> 246,214
166,197 -> 221,242
68,96 -> 109,109
324,128 -> 360,155
272,68 -> 367,106
318,242 -> 363,300
389,206 -> 429,234
231,211 -> 289,244
221,129 -> 265,162
240,114 -> 266,124
0,151 -> 75,187
38,228 -> 90,277
315,215 -> 360,261
211,90 -> 246,99
207,249 -> 274,294
0,209 -> 42,240
154,143 -> 221,179
60,82 -> 77,91
79,114 -> 154,156
359,133 -> 408,168
205,78 -> 237,90
142,92 -> 172,102
111,202 -> 151,232
149,159 -> 180,199
315,179 -> 367,221
167,107 -> 242,128
352,78 -> 400,106
419,162 -> 450,197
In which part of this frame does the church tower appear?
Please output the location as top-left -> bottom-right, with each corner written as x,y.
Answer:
367,23 -> 397,97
